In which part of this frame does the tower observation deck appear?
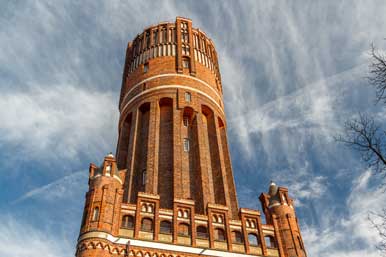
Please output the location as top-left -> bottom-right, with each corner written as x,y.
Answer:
75,17 -> 307,257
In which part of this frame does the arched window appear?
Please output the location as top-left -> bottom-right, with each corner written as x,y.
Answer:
141,218 -> 153,232
121,215 -> 134,229
214,228 -> 226,241
160,220 -> 172,234
246,220 -> 251,228
232,231 -> 244,244
178,223 -> 190,236
92,207 -> 99,221
183,210 -> 189,218
178,210 -> 183,217
265,235 -> 277,248
196,226 -> 208,239
248,233 -> 259,246
184,92 -> 191,102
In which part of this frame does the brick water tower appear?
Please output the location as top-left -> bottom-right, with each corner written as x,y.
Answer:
75,17 -> 307,257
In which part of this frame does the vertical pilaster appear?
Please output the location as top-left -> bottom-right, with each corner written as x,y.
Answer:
145,100 -> 158,194
241,213 -> 250,254
224,213 -> 232,251
154,200 -> 160,241
196,111 -> 214,208
125,109 -> 139,203
257,215 -> 268,256
272,214 -> 285,257
176,18 -> 183,73
173,99 -> 182,199
213,115 -> 232,215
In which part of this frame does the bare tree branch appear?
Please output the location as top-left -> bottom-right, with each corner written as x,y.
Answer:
335,113 -> 386,177
337,43 -> 386,255
368,44 -> 386,104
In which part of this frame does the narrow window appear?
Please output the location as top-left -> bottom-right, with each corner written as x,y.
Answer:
171,28 -> 176,43
143,63 -> 149,73
185,92 -> 191,102
142,169 -> 146,185
183,138 -> 190,152
183,116 -> 189,127
105,164 -> 111,174
153,30 -> 158,45
92,207 -> 99,221
168,29 -> 172,42
182,59 -> 190,69
145,31 -> 150,48
162,28 -> 167,43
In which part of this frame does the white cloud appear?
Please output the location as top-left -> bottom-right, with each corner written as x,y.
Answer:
303,169 -> 385,257
0,216 -> 72,257
0,85 -> 118,163
14,170 -> 88,203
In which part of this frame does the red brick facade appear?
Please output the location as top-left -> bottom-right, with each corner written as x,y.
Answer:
76,17 -> 307,257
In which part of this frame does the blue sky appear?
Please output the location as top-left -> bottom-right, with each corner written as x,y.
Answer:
1,1 -> 386,256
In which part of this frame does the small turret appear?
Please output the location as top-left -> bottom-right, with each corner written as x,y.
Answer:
260,182 -> 307,257
79,153 -> 125,237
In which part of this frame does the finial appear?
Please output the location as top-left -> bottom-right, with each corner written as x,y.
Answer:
107,152 -> 114,158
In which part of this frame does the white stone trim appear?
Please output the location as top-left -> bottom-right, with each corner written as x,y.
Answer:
91,174 -> 123,184
79,231 -> 261,257
121,74 -> 223,110
120,85 -> 224,116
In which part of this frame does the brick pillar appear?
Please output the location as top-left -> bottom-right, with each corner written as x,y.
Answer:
257,215 -> 268,256
173,100 -> 182,199
195,110 -> 214,209
145,101 -> 159,194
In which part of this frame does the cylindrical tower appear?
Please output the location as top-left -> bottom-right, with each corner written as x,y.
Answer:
116,17 -> 239,218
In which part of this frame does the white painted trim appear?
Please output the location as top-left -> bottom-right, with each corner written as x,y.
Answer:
79,231 -> 261,257
120,85 -> 224,116
91,174 -> 123,184
121,74 -> 222,110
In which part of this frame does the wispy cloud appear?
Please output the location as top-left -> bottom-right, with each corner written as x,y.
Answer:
14,170 -> 88,203
0,85 -> 117,163
2,1 -> 386,257
303,169 -> 385,257
0,215 -> 72,257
